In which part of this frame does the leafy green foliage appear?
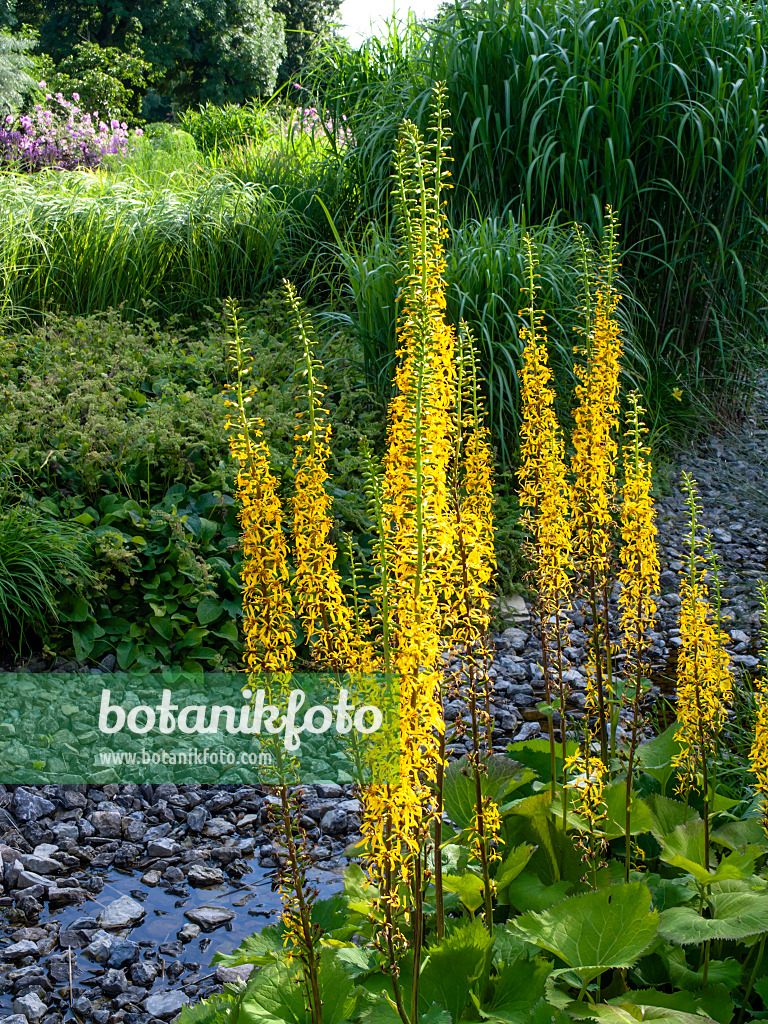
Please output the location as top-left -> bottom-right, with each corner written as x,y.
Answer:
45,40 -> 158,120
512,883 -> 660,987
0,303 -> 383,668
0,31 -> 35,113
14,0 -> 287,106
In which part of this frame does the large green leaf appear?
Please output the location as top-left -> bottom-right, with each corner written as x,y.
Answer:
469,956 -> 550,1023
510,882 -> 659,987
503,873 -> 573,913
494,844 -> 537,902
711,817 -> 768,852
505,739 -> 580,785
658,890 -> 768,945
244,949 -> 357,1024
503,791 -> 583,885
443,754 -> 532,830
646,794 -> 698,841
569,1000 -> 718,1023
418,916 -> 495,1021
635,723 -> 681,793
660,819 -> 761,884
213,924 -> 286,967
442,870 -> 485,913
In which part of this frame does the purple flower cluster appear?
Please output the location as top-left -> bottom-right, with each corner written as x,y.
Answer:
0,84 -> 144,173
291,84 -> 353,149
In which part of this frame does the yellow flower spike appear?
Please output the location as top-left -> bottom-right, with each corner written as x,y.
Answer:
750,584 -> 768,837
672,475 -> 732,864
224,300 -> 295,677
284,280 -> 358,673
518,236 -> 572,807
570,210 -> 624,763
619,392 -> 660,879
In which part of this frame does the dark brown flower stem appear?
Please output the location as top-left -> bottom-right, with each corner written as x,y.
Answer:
434,730 -> 446,941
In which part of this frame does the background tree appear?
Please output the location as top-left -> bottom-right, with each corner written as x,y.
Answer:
273,0 -> 342,89
9,0 -> 286,111
0,31 -> 36,113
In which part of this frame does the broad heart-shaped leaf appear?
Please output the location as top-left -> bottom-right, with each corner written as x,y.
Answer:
503,791 -> 584,885
442,870 -> 485,913
494,844 -> 537,902
646,794 -> 699,841
659,888 -> 768,942
418,916 -> 495,1022
244,948 -> 356,1024
711,816 -> 768,852
443,754 -> 532,831
505,738 -> 580,785
469,956 -> 550,1022
635,723 -> 681,794
606,988 -> 732,1024
212,924 -> 286,967
660,819 -> 760,884
567,999 -> 718,1023
510,882 -> 659,986
658,890 -> 768,944
503,873 -> 573,912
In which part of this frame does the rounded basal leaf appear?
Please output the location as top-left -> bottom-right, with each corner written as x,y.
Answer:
510,882 -> 659,986
659,819 -> 760,884
658,890 -> 768,945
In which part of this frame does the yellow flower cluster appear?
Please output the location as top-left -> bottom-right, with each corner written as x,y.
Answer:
751,682 -> 768,837
224,303 -> 295,676
518,248 -> 572,628
673,476 -> 732,794
564,749 -> 607,831
285,281 -> 364,672
618,394 -> 660,683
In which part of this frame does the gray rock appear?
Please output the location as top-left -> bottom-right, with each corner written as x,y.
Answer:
2,940 -> 39,960
144,991 -> 190,1018
187,863 -> 224,887
501,627 -> 528,653
83,930 -> 114,964
97,896 -> 146,929
101,968 -> 128,996
183,906 -> 235,930
89,811 -> 122,838
11,993 -> 47,1021
130,961 -> 157,986
186,807 -> 209,832
177,922 -> 200,943
215,964 -> 255,984
11,790 -> 55,823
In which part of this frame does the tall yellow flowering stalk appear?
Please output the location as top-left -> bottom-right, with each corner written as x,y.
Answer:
441,322 -> 497,933
362,84 -> 458,1024
673,474 -> 732,870
618,393 -> 660,880
749,582 -> 768,836
518,236 -> 573,809
570,212 -> 624,763
224,300 -> 295,676
286,281 -> 359,671
225,302 -> 324,1024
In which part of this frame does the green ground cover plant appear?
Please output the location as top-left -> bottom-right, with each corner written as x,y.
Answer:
0,303 -> 387,667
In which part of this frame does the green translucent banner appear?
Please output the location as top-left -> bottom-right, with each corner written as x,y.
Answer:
0,671 -> 400,785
